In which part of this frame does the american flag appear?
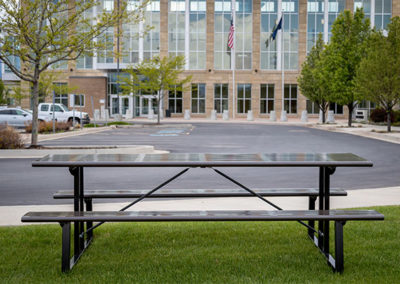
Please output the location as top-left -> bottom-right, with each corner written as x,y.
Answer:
227,19 -> 234,49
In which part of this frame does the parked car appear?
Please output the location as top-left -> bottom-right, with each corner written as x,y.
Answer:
38,103 -> 90,125
0,108 -> 50,128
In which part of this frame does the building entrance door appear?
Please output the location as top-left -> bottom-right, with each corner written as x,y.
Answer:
134,95 -> 161,117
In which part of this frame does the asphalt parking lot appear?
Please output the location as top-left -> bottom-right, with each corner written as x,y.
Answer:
1,123 -> 399,205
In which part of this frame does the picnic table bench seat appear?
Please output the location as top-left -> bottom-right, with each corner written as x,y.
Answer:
22,209 -> 384,273
53,188 -> 347,199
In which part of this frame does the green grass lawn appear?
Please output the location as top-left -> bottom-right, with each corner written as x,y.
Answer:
0,206 -> 399,283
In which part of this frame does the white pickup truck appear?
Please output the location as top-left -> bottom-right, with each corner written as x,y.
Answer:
38,103 -> 90,125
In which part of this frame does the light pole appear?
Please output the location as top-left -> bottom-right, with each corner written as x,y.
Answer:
116,0 -> 121,118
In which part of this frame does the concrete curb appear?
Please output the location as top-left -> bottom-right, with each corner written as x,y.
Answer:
20,126 -> 111,144
0,145 -> 169,158
2,186 -> 399,226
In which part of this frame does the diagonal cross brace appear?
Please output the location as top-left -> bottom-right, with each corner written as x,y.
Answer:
80,167 -> 191,237
212,168 -> 318,234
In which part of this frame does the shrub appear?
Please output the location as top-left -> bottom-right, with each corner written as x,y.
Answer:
0,125 -> 24,149
370,108 -> 395,123
107,121 -> 131,126
84,123 -> 104,128
25,121 -> 70,134
393,110 -> 400,123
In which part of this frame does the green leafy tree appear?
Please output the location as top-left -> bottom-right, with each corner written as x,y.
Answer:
120,55 -> 192,124
323,8 -> 372,127
0,80 -> 9,105
355,17 -> 400,132
0,0 -> 146,146
9,86 -> 27,106
298,33 -> 330,123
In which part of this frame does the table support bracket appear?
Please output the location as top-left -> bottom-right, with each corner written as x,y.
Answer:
80,167 -> 191,237
212,168 -> 317,235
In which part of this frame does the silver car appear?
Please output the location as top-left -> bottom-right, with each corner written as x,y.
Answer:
0,108 -> 48,128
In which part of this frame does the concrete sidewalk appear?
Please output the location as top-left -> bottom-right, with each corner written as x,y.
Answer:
0,145 -> 168,158
1,186 -> 399,226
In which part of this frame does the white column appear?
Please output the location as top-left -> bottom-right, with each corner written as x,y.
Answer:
370,0 -> 375,28
324,0 -> 329,43
139,20 -> 144,62
185,0 -> 190,69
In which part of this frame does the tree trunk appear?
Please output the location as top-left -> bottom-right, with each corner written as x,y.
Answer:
322,110 -> 326,124
347,103 -> 354,127
157,90 -> 161,125
387,109 -> 392,132
31,80 -> 39,146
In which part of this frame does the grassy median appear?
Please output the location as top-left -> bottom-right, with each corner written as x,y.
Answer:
0,206 -> 399,283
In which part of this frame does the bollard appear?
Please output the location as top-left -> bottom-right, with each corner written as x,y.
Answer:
223,110 -> 229,120
327,110 -> 335,123
148,109 -> 154,120
247,110 -> 254,121
94,109 -> 100,121
184,109 -> 191,120
301,110 -> 308,122
210,110 -> 217,120
319,110 -> 324,123
269,111 -> 276,121
280,110 -> 288,122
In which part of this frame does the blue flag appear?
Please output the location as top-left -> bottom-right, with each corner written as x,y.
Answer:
265,17 -> 282,48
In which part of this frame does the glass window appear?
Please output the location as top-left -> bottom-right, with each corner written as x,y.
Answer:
329,102 -> 343,114
306,0 -> 324,53
260,84 -> 274,114
168,86 -> 183,113
97,27 -> 114,63
74,94 -> 85,107
169,0 -> 186,57
214,84 -> 229,113
284,84 -> 297,114
235,0 -> 252,70
237,84 -> 251,113
191,84 -> 206,113
53,83 -> 68,107
306,100 -> 319,114
282,0 -> 299,70
189,0 -> 206,69
328,0 -> 345,39
214,1 -> 235,70
374,0 -> 392,30
4,36 -> 21,73
40,105 -> 49,111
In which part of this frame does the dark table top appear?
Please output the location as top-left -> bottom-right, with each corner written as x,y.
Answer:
32,153 -> 373,168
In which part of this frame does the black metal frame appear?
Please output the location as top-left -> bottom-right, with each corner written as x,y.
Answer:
66,167 -> 93,272
62,163 -> 347,272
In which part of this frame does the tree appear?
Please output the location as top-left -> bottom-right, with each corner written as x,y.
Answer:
323,8 -> 372,127
0,0 -> 146,146
120,55 -> 192,124
9,86 -> 27,106
298,33 -> 330,123
0,79 -> 9,105
355,17 -> 400,132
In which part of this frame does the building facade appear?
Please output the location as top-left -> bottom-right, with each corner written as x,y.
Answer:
13,0 -> 399,119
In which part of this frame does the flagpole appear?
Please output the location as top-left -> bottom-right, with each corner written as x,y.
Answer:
281,11 -> 286,121
232,0 -> 236,120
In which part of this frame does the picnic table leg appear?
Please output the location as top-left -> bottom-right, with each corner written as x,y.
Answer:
308,196 -> 317,239
85,198 -> 93,241
70,166 -> 85,262
334,221 -> 345,273
79,167 -> 85,251
69,167 -> 80,262
318,167 -> 325,251
60,222 -> 71,272
323,167 -> 330,258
